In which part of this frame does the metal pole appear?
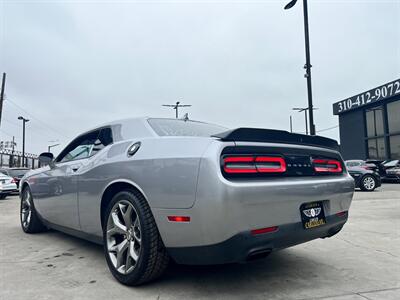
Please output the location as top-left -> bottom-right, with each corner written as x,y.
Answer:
48,144 -> 59,153
11,136 -> 15,167
0,73 -> 6,127
290,115 -> 293,133
302,0 -> 315,135
304,109 -> 308,135
22,120 -> 26,167
175,107 -> 178,119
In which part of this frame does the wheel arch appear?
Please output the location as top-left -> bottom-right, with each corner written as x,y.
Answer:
100,179 -> 149,228
21,181 -> 30,194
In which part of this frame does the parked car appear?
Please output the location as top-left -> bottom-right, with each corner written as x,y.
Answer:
0,173 -> 18,199
365,159 -> 387,178
345,160 -> 381,191
19,118 -> 354,285
383,160 -> 400,182
0,167 -> 30,190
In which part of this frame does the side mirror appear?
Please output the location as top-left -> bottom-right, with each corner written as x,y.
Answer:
39,152 -> 54,166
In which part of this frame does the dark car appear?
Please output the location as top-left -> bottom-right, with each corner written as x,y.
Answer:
383,160 -> 400,182
0,168 -> 30,190
365,159 -> 387,178
345,160 -> 381,191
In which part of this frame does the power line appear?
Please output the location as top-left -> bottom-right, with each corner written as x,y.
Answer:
316,125 -> 339,133
0,128 -> 14,138
4,98 -> 70,139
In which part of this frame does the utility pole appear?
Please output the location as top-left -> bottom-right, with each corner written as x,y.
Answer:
284,0 -> 316,135
18,116 -> 29,167
11,136 -> 15,167
289,115 -> 293,133
0,73 -> 6,127
162,101 -> 192,119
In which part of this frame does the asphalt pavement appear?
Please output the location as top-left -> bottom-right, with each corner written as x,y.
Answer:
0,184 -> 399,300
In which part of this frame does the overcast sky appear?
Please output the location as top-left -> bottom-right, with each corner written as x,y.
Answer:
0,0 -> 399,155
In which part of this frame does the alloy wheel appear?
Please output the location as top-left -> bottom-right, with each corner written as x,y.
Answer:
21,190 -> 32,229
363,176 -> 376,190
106,200 -> 142,275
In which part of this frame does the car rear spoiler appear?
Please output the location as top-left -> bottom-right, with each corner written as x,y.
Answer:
212,128 -> 340,151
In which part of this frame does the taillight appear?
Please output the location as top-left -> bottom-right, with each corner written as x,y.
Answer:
223,156 -> 257,173
255,157 -> 287,173
312,159 -> 343,173
167,216 -> 191,222
336,211 -> 348,218
11,178 -> 17,183
251,226 -> 279,235
223,156 -> 286,174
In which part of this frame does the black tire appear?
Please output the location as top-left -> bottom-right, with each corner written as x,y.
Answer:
103,190 -> 169,286
0,193 -> 7,200
360,174 -> 377,191
20,187 -> 47,233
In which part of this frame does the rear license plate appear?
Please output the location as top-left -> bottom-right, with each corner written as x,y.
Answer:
300,202 -> 326,229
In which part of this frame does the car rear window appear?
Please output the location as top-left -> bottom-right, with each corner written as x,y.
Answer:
148,119 -> 227,137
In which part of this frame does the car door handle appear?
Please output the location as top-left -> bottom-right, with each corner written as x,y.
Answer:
71,165 -> 81,172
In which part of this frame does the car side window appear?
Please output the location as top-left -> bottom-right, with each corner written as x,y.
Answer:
56,127 -> 113,163
61,144 -> 93,163
91,127 -> 113,156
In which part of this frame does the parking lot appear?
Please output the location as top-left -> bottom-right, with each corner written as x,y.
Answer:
0,184 -> 399,300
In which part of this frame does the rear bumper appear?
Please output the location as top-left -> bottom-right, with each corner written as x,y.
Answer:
0,187 -> 18,194
167,213 -> 347,265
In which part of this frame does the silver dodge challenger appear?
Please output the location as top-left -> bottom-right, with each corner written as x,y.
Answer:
20,117 -> 354,285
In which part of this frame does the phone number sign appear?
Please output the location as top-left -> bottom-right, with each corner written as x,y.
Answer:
333,79 -> 400,115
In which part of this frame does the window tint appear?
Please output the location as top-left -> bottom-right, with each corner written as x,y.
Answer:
389,135 -> 400,159
148,119 -> 227,137
368,138 -> 386,160
57,127 -> 113,163
366,107 -> 384,137
91,127 -> 113,156
388,101 -> 400,134
61,144 -> 93,162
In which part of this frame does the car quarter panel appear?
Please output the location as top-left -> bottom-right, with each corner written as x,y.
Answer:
152,140 -> 355,248
77,137 -> 215,237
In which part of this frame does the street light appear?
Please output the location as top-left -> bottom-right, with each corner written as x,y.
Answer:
162,101 -> 192,119
48,143 -> 60,153
284,0 -> 316,135
18,116 -> 29,167
292,107 -> 318,135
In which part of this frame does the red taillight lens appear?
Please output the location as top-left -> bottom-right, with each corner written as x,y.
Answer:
336,211 -> 348,218
312,159 -> 343,173
251,226 -> 279,235
223,156 -> 257,173
167,216 -> 191,222
223,156 -> 286,174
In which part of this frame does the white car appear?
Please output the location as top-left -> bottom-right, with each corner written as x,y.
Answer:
0,173 -> 18,199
